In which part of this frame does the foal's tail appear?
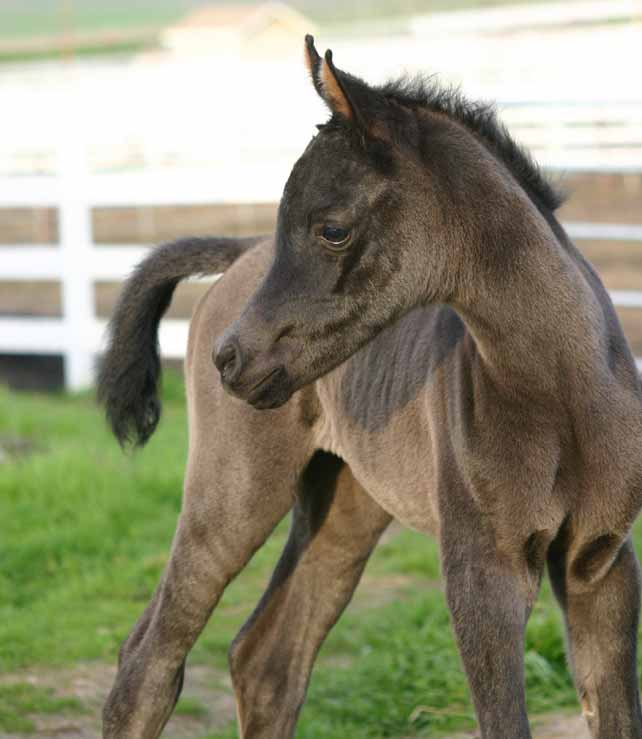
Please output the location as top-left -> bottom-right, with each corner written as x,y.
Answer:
97,236 -> 261,448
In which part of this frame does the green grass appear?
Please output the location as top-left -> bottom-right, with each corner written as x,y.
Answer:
0,0 -> 590,49
0,40 -> 151,65
0,1 -> 185,41
174,696 -> 209,718
0,372 -> 634,736
0,683 -> 84,733
306,0 -> 588,26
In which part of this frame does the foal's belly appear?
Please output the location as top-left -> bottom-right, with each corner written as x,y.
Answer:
347,442 -> 440,536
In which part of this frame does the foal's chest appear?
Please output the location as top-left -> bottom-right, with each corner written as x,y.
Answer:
314,373 -> 442,535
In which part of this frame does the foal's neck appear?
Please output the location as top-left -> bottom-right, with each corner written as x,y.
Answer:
448,181 -> 600,399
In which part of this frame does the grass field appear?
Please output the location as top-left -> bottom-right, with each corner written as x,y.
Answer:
0,373 -> 632,736
0,0 -> 592,65
0,1 -> 184,41
0,0 -> 586,45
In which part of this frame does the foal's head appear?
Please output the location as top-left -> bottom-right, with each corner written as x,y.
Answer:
214,36 -> 559,408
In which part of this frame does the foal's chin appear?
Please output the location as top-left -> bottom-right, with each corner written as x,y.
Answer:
222,365 -> 295,410
247,382 -> 293,410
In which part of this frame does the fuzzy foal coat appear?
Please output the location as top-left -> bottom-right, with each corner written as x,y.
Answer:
98,37 -> 642,739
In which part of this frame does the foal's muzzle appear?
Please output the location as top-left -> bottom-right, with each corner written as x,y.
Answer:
214,336 -> 292,410
214,338 -> 243,385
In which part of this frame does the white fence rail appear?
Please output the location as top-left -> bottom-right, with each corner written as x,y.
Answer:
1,167 -> 642,389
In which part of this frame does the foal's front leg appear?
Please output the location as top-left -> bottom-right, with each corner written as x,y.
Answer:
228,454 -> 391,739
440,494 -> 545,739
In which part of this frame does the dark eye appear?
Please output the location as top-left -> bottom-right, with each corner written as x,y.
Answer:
321,225 -> 351,248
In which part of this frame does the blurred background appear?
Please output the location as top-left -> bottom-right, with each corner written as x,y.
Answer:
1,0 -> 641,390
0,2 -> 641,738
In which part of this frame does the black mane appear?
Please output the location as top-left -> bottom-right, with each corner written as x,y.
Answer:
379,76 -> 565,213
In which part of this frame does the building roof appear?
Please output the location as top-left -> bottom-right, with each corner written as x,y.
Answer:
169,2 -> 312,36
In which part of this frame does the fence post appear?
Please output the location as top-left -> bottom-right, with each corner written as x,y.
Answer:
58,128 -> 95,391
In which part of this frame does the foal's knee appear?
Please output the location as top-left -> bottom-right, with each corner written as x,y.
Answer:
230,623 -> 301,709
566,533 -> 639,596
571,533 -> 625,586
103,659 -> 185,739
229,630 -> 305,739
228,629 -> 272,701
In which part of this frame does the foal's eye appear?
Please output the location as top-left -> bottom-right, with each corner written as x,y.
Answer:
320,225 -> 351,249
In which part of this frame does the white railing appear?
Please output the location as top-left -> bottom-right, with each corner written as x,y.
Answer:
0,161 -> 286,389
1,165 -> 642,390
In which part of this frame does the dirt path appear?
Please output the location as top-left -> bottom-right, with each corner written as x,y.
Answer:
530,714 -> 589,738
446,713 -> 588,738
0,662 -> 235,739
0,659 -> 588,739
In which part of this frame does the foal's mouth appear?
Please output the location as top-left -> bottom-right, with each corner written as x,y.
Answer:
246,366 -> 289,409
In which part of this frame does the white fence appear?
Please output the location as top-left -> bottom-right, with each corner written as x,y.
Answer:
1,162 -> 642,390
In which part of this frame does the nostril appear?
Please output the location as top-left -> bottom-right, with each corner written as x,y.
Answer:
214,340 -> 242,383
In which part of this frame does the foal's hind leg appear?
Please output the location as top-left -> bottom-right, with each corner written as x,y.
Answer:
548,528 -> 642,738
102,407 -> 312,738
228,452 -> 391,739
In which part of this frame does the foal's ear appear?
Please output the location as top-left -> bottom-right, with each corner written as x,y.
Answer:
304,35 -> 367,126
304,34 -> 324,98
